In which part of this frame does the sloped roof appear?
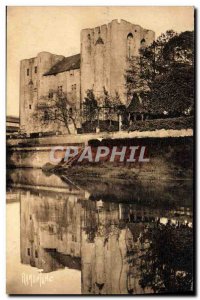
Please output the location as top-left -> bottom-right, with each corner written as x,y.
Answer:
44,53 -> 80,76
6,116 -> 19,123
127,93 -> 141,112
127,93 -> 147,113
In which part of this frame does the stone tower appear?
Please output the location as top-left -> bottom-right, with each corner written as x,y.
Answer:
19,52 -> 64,133
80,19 -> 155,104
19,20 -> 155,134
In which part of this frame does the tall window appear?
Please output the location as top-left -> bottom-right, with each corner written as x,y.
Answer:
58,86 -> 63,93
55,109 -> 57,119
48,91 -> 53,99
141,38 -> 146,47
27,68 -> 29,76
44,110 -> 49,121
72,84 -> 76,91
57,85 -> 63,96
87,33 -> 92,54
127,33 -> 134,59
34,66 -> 37,73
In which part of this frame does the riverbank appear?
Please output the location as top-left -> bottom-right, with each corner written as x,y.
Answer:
7,134 -> 193,181
52,161 -> 193,181
42,135 -> 193,180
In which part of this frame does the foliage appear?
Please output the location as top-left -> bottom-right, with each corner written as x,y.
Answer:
83,89 -> 98,123
139,223 -> 193,293
126,30 -> 194,117
83,88 -> 125,129
37,90 -> 78,134
147,64 -> 194,115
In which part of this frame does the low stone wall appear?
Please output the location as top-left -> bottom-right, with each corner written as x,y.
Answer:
7,128 -> 193,147
7,148 -> 51,168
7,129 -> 193,171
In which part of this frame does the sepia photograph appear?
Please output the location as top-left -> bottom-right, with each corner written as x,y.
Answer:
6,6 -> 194,295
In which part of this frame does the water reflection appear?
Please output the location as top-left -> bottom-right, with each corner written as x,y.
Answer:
7,169 -> 193,295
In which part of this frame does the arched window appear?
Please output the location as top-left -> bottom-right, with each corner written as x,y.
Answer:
127,33 -> 133,38
141,38 -> 146,47
95,36 -> 104,45
127,33 -> 134,59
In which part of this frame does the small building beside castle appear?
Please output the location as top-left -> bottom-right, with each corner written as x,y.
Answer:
19,19 -> 155,134
6,116 -> 20,134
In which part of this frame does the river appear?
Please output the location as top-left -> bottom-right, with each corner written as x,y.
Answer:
6,168 -> 193,295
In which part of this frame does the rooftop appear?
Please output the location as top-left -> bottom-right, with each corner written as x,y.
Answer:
44,53 -> 80,76
6,116 -> 20,123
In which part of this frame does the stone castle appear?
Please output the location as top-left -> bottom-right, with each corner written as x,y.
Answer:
20,19 -> 155,134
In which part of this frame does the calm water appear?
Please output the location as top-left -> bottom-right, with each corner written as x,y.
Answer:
6,168 -> 193,295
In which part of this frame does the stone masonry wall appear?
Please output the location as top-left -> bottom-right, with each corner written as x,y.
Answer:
20,52 -> 64,133
20,20 -> 155,134
80,19 -> 155,104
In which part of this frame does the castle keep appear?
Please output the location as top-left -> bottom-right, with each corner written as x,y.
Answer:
20,19 -> 155,134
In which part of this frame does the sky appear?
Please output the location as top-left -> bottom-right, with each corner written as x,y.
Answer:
7,6 -> 194,117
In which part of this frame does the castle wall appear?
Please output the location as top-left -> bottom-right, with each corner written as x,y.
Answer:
19,20 -> 155,134
45,69 -> 81,109
20,56 -> 38,132
20,190 -> 83,272
20,52 -> 64,133
20,51 -> 81,134
81,19 -> 155,104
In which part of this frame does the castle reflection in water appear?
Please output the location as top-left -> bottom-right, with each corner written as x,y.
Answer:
7,169 -> 193,295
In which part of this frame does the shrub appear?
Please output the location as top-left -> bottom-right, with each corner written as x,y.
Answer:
128,116 -> 193,132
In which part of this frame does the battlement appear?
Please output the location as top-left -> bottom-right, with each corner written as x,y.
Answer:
81,19 -> 154,35
80,19 -> 155,103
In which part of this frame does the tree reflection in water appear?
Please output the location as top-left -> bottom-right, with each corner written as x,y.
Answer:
139,221 -> 193,293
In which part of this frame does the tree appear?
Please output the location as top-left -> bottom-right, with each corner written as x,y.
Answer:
162,31 -> 194,65
83,88 -> 126,131
148,63 -> 194,116
126,57 -> 150,97
101,88 -> 119,126
139,222 -> 193,293
101,88 -> 129,129
83,89 -> 98,123
126,30 -> 194,117
139,30 -> 178,84
37,90 -> 79,134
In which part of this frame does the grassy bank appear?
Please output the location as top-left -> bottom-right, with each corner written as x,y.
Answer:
42,136 -> 193,181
